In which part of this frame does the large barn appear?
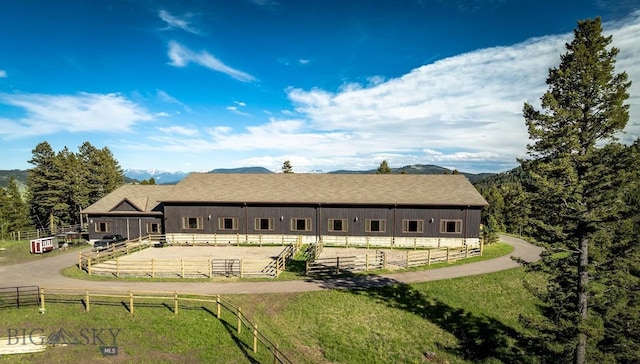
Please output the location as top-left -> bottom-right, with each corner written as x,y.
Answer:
81,173 -> 489,248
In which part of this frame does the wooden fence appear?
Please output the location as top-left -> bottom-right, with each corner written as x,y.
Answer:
306,250 -> 385,276
305,245 -> 482,276
159,233 -> 301,247
36,287 -> 292,364
80,237 -> 302,278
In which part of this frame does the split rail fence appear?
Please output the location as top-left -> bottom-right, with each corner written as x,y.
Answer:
34,287 -> 292,364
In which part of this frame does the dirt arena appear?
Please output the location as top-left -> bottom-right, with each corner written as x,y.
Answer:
113,245 -> 288,261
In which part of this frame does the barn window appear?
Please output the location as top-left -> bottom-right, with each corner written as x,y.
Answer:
146,223 -> 160,233
402,219 -> 424,233
218,217 -> 238,231
365,219 -> 386,233
291,218 -> 311,232
328,219 -> 348,232
440,219 -> 462,234
95,222 -> 110,233
182,217 -> 203,230
255,218 -> 274,231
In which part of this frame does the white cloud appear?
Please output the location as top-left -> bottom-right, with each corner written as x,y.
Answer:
158,10 -> 201,34
278,14 -> 640,172
167,41 -> 256,82
125,13 -> 640,173
0,92 -> 154,139
158,125 -> 199,136
0,70 -> 6,78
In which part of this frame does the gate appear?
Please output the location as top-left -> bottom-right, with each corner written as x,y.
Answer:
0,286 -> 40,309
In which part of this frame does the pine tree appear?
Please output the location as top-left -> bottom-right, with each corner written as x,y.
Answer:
520,18 -> 633,363
27,142 -> 66,231
376,160 -> 392,174
281,160 -> 294,174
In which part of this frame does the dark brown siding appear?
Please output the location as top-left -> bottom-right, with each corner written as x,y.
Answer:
162,203 -> 484,239
88,215 -> 163,240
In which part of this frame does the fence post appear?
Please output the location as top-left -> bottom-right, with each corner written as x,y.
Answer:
129,290 -> 134,314
151,258 -> 155,278
365,254 -> 369,271
78,252 -> 81,268
181,259 -> 185,278
208,259 -> 212,278
216,295 -> 221,319
466,244 -> 469,258
173,291 -> 179,315
39,288 -> 45,311
240,259 -> 244,278
237,307 -> 242,335
253,323 -> 258,353
383,253 -> 387,270
446,247 -> 450,263
116,258 -> 120,277
428,249 -> 432,266
273,344 -> 279,364
88,257 -> 92,275
85,289 -> 90,312
305,260 -> 309,275
480,239 -> 484,256
406,250 -> 410,268
336,257 -> 340,274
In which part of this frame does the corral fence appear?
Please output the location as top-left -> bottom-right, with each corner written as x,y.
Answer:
0,286 -> 40,309
79,235 -> 302,279
157,233 -> 302,247
33,287 -> 292,364
8,224 -> 85,241
305,244 -> 483,276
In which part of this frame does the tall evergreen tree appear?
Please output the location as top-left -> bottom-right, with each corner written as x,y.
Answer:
520,18 -> 633,363
4,177 -> 32,232
376,160 -> 392,174
281,160 -> 294,174
27,142 -> 65,231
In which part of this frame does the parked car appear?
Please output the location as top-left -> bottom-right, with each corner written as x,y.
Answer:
93,234 -> 127,252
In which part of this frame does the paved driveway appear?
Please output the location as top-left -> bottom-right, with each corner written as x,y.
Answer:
0,235 -> 542,294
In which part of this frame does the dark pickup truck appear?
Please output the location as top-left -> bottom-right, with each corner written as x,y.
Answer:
93,234 -> 127,252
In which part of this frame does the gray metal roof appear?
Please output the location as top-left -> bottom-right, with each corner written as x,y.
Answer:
82,173 -> 488,214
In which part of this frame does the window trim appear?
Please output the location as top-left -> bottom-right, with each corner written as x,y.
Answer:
365,219 -> 386,233
254,218 -> 275,231
146,222 -> 160,234
328,218 -> 348,232
402,219 -> 424,233
440,219 -> 462,234
290,218 -> 312,232
182,217 -> 204,230
95,222 -> 110,233
218,217 -> 239,231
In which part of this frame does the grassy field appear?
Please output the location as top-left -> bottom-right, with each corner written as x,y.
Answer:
0,239 -> 89,266
0,241 -> 543,363
0,266 -> 544,363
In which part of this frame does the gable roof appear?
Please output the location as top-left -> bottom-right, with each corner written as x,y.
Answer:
166,173 -> 488,206
82,185 -> 174,214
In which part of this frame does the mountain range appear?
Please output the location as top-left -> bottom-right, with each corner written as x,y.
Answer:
0,164 -> 495,188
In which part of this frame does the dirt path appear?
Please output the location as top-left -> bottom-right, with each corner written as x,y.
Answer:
0,235 -> 543,294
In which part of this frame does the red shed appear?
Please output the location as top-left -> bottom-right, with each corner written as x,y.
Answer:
30,237 -> 58,254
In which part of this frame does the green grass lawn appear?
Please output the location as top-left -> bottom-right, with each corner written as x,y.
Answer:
0,239 -> 90,266
1,240 -> 543,363
1,266 -> 544,363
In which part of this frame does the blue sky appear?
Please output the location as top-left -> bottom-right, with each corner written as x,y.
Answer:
1,0 -> 639,174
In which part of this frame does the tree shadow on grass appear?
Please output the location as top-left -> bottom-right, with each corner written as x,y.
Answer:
311,274 -> 535,363
201,306 -> 260,364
